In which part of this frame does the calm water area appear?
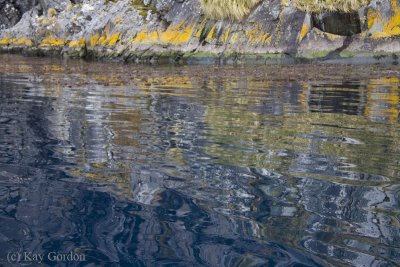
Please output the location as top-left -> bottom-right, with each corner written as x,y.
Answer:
0,54 -> 399,266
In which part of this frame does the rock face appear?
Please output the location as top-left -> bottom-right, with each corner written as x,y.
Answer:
1,0 -> 400,63
0,0 -> 38,29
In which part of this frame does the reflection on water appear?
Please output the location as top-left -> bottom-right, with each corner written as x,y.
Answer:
0,55 -> 399,266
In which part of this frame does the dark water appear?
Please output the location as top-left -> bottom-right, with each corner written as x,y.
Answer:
0,55 -> 399,267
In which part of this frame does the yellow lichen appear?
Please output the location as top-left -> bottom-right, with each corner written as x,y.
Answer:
205,24 -> 216,42
230,32 -> 239,44
246,24 -> 271,45
0,36 -> 11,45
298,22 -> 309,42
89,34 -> 100,46
40,35 -> 65,47
195,20 -> 207,39
11,37 -> 33,46
133,22 -> 195,45
108,33 -> 121,46
87,32 -> 122,46
223,26 -> 231,43
367,9 -> 377,29
98,35 -> 108,46
69,38 -> 86,47
371,0 -> 400,38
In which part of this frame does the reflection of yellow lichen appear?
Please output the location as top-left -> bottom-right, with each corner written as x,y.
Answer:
204,78 -> 399,183
42,65 -> 65,72
366,78 -> 399,122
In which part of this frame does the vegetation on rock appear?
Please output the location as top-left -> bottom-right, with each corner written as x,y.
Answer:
292,0 -> 370,13
200,0 -> 370,20
200,0 -> 262,20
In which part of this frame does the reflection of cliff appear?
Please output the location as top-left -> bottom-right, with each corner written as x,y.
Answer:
204,78 -> 400,182
1,57 -> 400,266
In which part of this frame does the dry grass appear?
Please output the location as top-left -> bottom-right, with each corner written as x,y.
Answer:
200,0 -> 262,20
200,0 -> 371,20
293,0 -> 370,13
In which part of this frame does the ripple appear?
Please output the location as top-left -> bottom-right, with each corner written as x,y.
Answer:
0,55 -> 399,266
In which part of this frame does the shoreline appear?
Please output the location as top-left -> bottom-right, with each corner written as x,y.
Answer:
1,45 -> 400,65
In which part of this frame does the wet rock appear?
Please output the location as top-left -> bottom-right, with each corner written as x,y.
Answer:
312,12 -> 362,36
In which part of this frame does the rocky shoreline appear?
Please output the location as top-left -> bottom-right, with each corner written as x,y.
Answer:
1,0 -> 400,64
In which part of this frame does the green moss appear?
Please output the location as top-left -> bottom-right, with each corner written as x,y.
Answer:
304,51 -> 330,59
339,52 -> 355,58
260,53 -> 284,59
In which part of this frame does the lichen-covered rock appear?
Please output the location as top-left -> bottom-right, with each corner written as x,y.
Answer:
1,0 -> 400,63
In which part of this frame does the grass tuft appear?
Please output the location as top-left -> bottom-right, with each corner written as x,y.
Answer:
293,0 -> 370,13
200,0 -> 371,20
200,0 -> 262,20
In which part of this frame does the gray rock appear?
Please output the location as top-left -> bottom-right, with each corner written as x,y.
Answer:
0,0 -> 39,29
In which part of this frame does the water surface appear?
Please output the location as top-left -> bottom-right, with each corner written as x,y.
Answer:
0,55 -> 399,266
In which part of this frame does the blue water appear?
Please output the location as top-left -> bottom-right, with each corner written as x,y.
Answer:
0,55 -> 399,266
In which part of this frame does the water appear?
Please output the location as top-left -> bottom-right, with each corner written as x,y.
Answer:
0,54 -> 399,267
